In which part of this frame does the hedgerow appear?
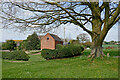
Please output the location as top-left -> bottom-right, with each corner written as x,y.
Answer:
41,44 -> 84,60
2,50 -> 30,61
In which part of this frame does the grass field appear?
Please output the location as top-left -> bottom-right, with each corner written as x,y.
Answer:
2,49 -> 119,78
102,44 -> 118,48
83,48 -> 119,56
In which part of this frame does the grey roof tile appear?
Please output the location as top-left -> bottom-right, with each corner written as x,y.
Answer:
50,34 -> 63,41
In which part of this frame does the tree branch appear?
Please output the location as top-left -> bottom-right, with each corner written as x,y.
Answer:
108,2 -> 120,28
45,1 -> 93,35
12,2 -> 61,13
100,2 -> 105,12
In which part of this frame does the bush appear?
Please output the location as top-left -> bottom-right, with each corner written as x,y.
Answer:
2,40 -> 16,51
41,49 -> 58,60
2,52 -> 10,59
66,44 -> 84,56
58,47 -> 72,58
41,45 -> 84,60
56,44 -> 64,49
2,50 -> 30,61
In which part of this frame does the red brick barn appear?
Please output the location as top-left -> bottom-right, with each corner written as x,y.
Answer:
41,33 -> 63,50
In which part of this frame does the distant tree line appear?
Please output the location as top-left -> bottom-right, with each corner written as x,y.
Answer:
103,41 -> 119,45
66,33 -> 119,49
67,33 -> 92,49
2,32 -> 41,51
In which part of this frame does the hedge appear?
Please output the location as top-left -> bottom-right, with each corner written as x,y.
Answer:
41,45 -> 84,60
56,44 -> 64,49
2,50 -> 30,61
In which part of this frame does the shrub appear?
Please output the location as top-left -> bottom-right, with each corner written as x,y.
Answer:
2,50 -> 30,61
2,40 -> 16,51
67,44 -> 84,56
58,47 -> 72,58
41,49 -> 54,59
56,44 -> 64,49
41,45 -> 84,60
2,52 -> 10,59
41,49 -> 59,60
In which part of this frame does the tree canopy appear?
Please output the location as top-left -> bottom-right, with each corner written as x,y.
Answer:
1,1 -> 120,59
2,40 -> 16,51
19,32 -> 40,50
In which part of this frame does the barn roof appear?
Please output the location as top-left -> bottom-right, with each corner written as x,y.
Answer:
49,34 -> 63,41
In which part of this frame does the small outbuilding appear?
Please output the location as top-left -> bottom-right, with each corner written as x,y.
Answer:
41,33 -> 63,50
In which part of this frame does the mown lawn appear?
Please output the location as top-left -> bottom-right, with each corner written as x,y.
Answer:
2,49 -> 119,78
102,44 -> 118,48
83,48 -> 119,56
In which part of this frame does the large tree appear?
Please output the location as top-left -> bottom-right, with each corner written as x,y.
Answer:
19,32 -> 40,50
1,1 -> 120,59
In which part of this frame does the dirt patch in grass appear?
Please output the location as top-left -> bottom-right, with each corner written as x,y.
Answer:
32,52 -> 41,55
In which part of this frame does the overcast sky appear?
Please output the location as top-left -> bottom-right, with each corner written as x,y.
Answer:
0,22 -> 119,42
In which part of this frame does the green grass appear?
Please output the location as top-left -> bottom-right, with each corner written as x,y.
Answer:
83,48 -> 119,56
2,49 -> 118,78
102,44 -> 118,48
0,51 -> 2,79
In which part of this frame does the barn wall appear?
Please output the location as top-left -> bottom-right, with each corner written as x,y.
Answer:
41,33 -> 55,50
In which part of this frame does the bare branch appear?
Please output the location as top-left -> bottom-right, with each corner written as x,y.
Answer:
45,1 -> 93,35
108,2 -> 120,28
100,2 -> 105,12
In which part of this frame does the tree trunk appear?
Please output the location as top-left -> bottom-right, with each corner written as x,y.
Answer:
88,45 -> 106,59
88,37 -> 106,59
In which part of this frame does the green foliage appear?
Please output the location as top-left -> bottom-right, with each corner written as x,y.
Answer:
41,49 -> 58,60
103,41 -> 117,45
56,44 -> 64,49
18,40 -> 27,50
69,40 -> 79,44
103,41 -> 110,44
19,32 -> 40,50
102,44 -> 118,48
2,40 -> 16,51
83,42 -> 92,48
2,50 -> 30,61
58,47 -> 72,58
67,44 -> 84,56
41,45 -> 84,60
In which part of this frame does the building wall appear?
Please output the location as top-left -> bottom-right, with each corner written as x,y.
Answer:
41,33 -> 55,50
